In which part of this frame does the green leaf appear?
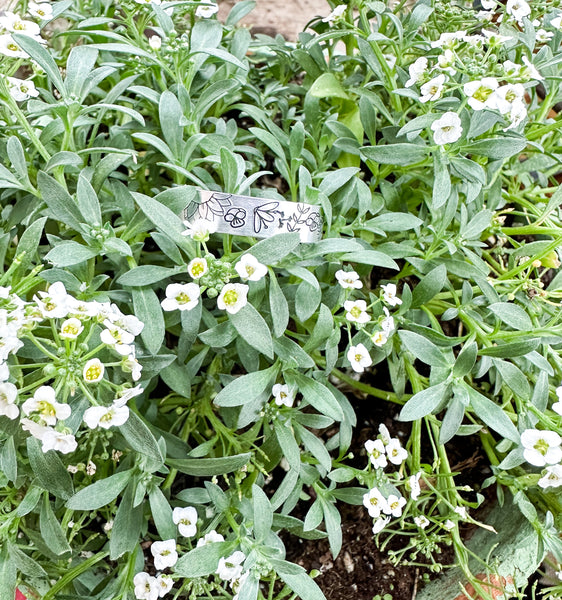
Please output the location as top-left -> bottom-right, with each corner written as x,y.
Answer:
65,45 -> 98,98
214,364 -> 278,407
452,341 -> 477,378
44,241 -> 98,267
109,481 -> 143,560
399,382 -> 450,421
273,336 -> 315,369
12,33 -> 65,94
322,500 -> 342,557
411,264 -> 448,309
398,330 -> 451,368
229,303 -> 274,359
40,494 -> 71,556
341,250 -> 398,270
368,212 -> 423,232
309,73 -> 349,99
149,486 -> 176,540
432,150 -> 451,209
167,453 -> 251,476
295,281 -> 321,322
304,303 -> 334,353
132,287 -> 165,355
16,216 -> 47,274
252,484 -> 273,542
0,546 -> 16,600
246,233 -> 300,265
270,559 -> 327,600
465,137 -> 527,160
439,395 -> 466,444
0,436 -> 16,483
269,275 -> 289,338
37,171 -> 83,231
76,174 -> 102,226
7,137 -> 31,187
7,542 -> 48,579
27,437 -> 74,500
361,143 -> 428,166
159,91 -> 184,158
493,359 -> 531,400
174,541 -> 235,577
296,423 -> 332,473
478,339 -> 540,358
288,372 -> 344,421
134,192 -> 190,248
274,420 -> 301,472
466,386 -> 519,443
66,470 -> 133,510
120,410 -> 165,466
488,302 -> 532,331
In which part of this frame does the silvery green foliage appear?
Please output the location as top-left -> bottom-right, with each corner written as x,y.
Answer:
1,0 -> 562,597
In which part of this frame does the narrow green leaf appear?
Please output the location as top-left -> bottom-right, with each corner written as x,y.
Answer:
77,174 -> 102,225
149,486 -> 176,540
40,494 -> 71,556
411,264 -> 448,309
229,303 -> 274,359
167,453 -> 251,476
488,302 -> 532,331
361,143 -> 428,166
214,364 -> 278,407
269,275 -> 289,338
109,482 -> 143,560
399,330 -> 451,368
0,436 -> 17,483
271,559 -> 327,600
66,470 -> 133,510
37,171 -> 82,230
288,372 -> 344,421
133,287 -> 165,355
252,484 -> 273,542
27,437 -> 74,500
120,410 -> 165,466
466,385 -> 519,443
44,241 -> 98,267
399,383 -> 450,421
13,33 -> 65,94
174,542 -> 235,577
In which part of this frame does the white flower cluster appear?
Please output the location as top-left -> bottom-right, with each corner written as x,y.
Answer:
337,273 -> 401,373
521,389 -> 562,489
0,3 -> 50,62
134,506 -> 248,600
0,282 -> 144,453
162,222 -> 268,316
362,424 -> 410,534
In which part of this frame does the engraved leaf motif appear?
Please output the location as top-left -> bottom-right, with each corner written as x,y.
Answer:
253,202 -> 279,234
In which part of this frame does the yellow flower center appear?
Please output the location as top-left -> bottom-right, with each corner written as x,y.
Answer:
223,290 -> 238,306
176,292 -> 191,305
85,365 -> 102,381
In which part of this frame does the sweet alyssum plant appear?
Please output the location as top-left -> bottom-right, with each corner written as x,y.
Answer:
3,0 -> 562,598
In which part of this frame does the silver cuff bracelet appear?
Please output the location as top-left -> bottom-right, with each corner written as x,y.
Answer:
184,190 -> 323,243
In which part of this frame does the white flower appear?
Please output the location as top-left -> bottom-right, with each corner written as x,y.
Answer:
116,385 -> 144,404
538,465 -> 562,489
134,0 -> 162,4
83,402 -> 129,429
60,317 -> 84,339
6,76 -> 39,101
335,269 -> 363,289
123,353 -> 143,381
521,429 -> 562,466
182,218 -> 218,242
372,516 -> 390,534
443,519 -> 455,530
173,506 -> 198,537
0,382 -> 18,419
235,254 -> 267,282
217,283 -> 249,315
28,1 -> 53,19
378,424 -> 391,445
322,4 -> 346,24
134,572 -> 159,600
34,282 -> 69,319
419,74 -> 446,103
409,472 -> 422,500
0,335 -> 22,362
187,257 -> 209,280
0,362 -> 9,381
463,77 -> 499,111
365,439 -> 387,469
86,460 -> 97,476
107,306 -> 144,336
362,487 -> 388,519
161,283 -> 200,312
41,430 -> 78,454
536,29 -> 553,43
481,29 -> 513,45
371,330 -> 388,347
272,383 -> 294,408
430,30 -> 466,49
502,60 -> 522,78
197,529 -> 225,546
381,307 -> 395,335
22,386 -> 70,426
454,506 -> 468,520
100,321 -> 134,355
195,2 -> 219,18
149,35 -> 162,50
21,418 -> 50,441
504,98 -> 527,131
414,515 -> 430,529
437,49 -> 456,75
386,438 -> 408,465
83,358 -> 104,383
0,34 -> 29,58
347,343 -> 372,373
551,15 -> 562,29
344,299 -> 370,324
521,56 -> 543,81
384,494 -> 406,518
216,551 -> 245,581
381,283 -> 402,307
155,574 -> 173,598
0,12 -> 41,37
151,539 -> 178,571
431,111 -> 463,145
405,57 -> 428,87
480,0 -> 496,9
231,571 -> 250,600
506,0 -> 531,23
488,83 -> 525,114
